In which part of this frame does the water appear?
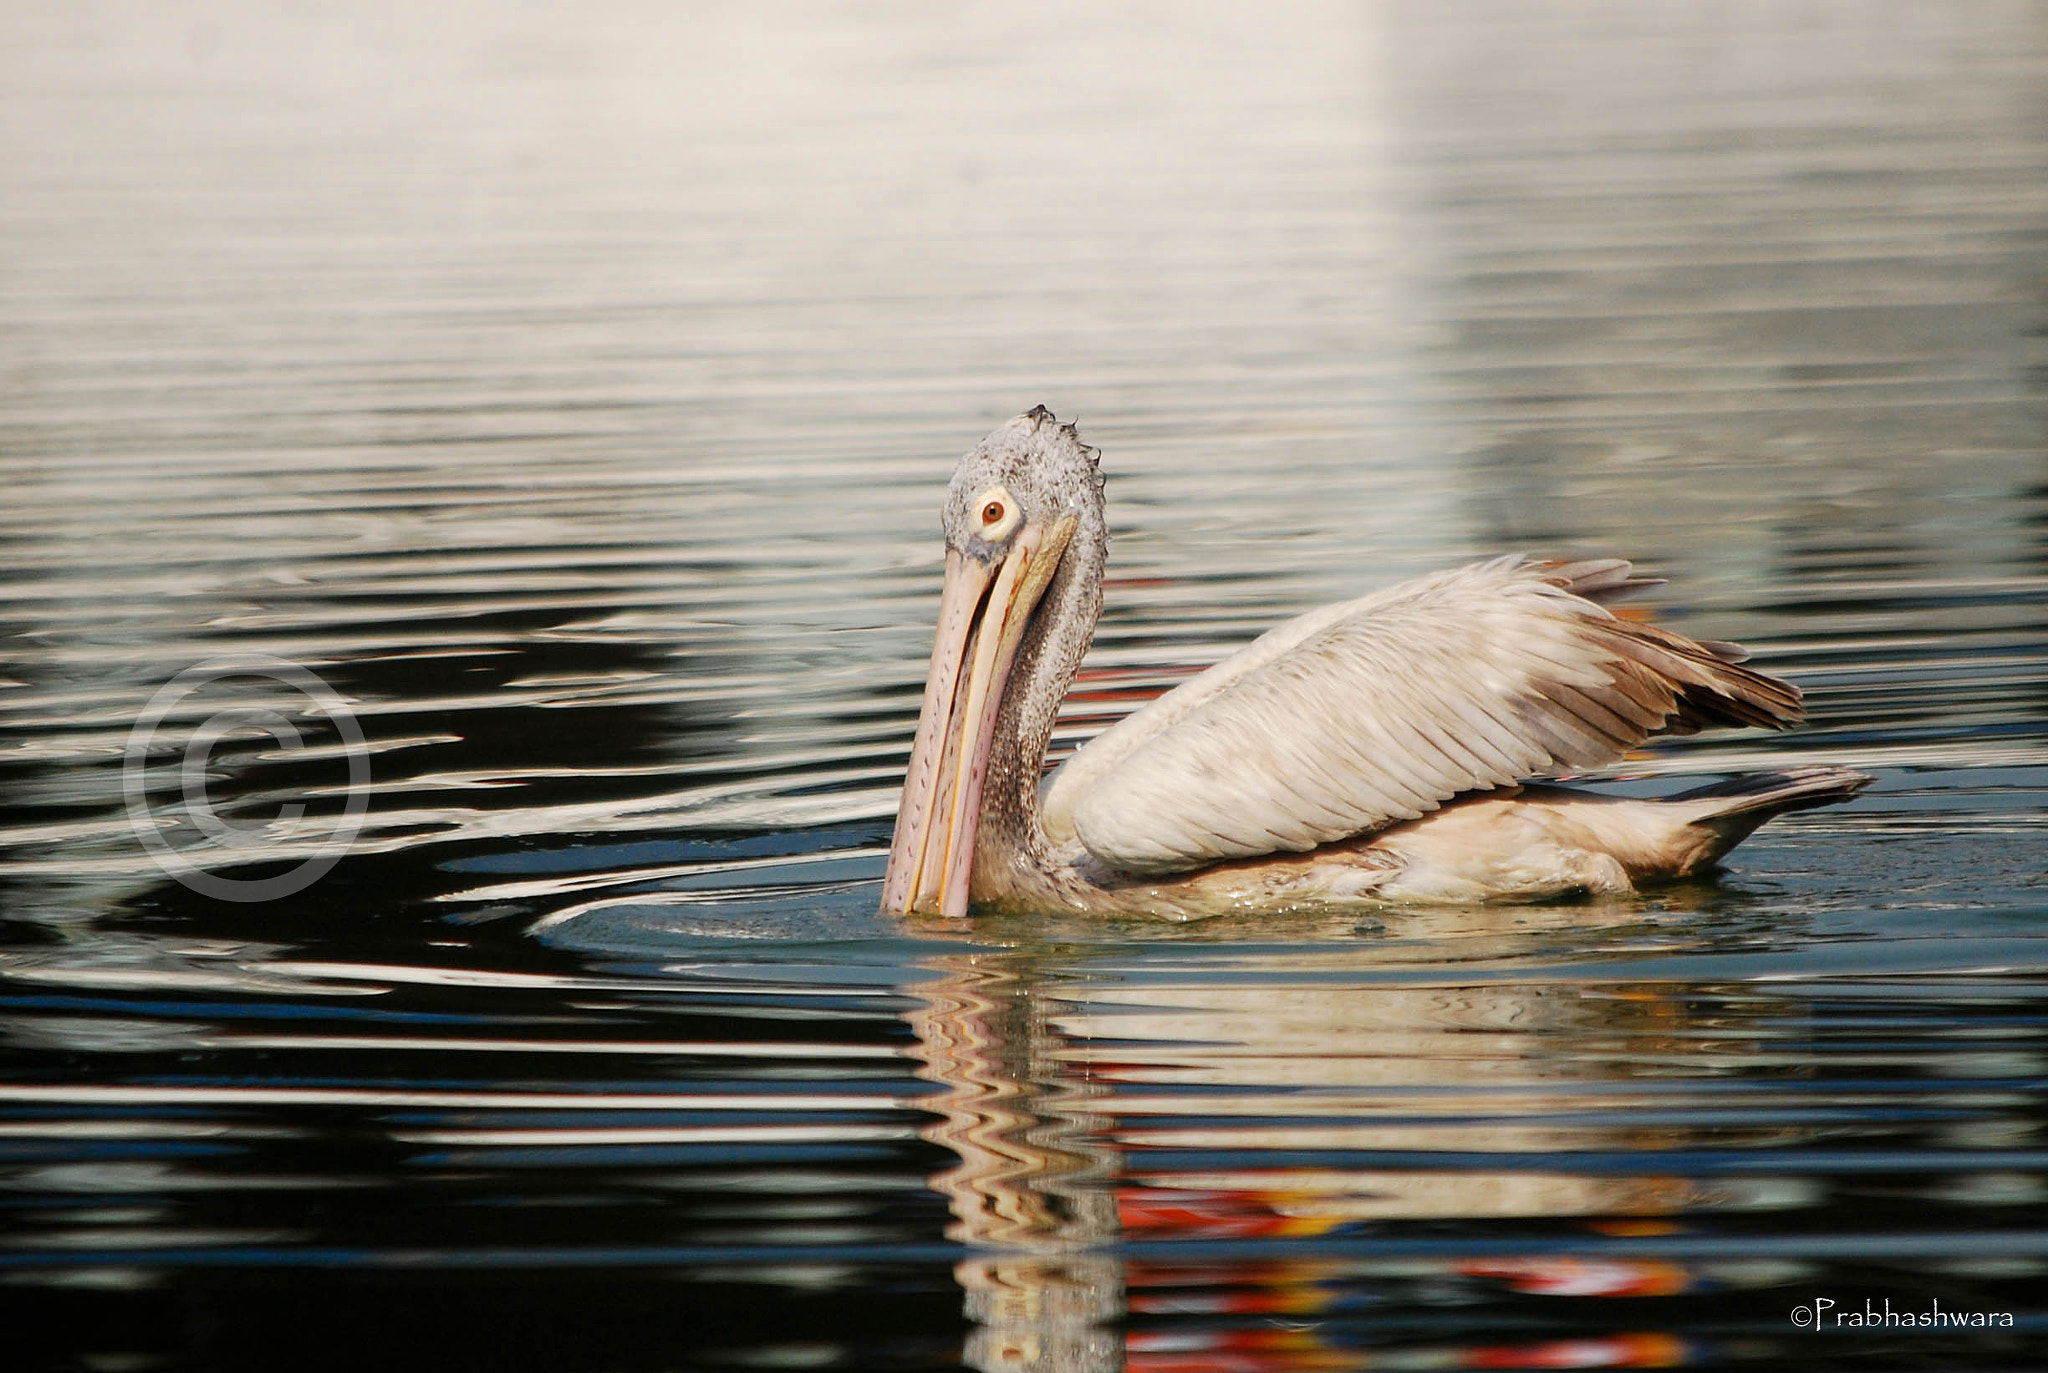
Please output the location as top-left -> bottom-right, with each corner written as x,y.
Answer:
4,2 -> 2048,1368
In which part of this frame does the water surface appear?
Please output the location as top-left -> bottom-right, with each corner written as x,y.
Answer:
3,2 -> 2047,1368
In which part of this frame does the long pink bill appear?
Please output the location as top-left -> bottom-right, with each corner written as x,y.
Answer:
880,518 -> 1072,918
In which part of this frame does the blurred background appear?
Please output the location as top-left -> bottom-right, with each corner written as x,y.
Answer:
3,3 -> 2047,1370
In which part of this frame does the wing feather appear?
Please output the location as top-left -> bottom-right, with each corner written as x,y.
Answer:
1044,555 -> 1804,876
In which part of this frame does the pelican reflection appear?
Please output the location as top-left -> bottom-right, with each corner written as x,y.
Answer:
904,919 -> 1823,1370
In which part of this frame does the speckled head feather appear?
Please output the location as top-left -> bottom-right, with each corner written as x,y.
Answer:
944,408 -> 1104,558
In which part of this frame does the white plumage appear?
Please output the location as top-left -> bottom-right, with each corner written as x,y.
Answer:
1043,555 -> 1795,876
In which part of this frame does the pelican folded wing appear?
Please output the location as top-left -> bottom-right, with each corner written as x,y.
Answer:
1053,556 -> 1802,877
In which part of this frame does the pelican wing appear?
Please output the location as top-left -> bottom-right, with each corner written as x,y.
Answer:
1041,556 -> 1802,876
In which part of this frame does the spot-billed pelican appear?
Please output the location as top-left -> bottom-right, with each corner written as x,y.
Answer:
882,407 -> 1869,918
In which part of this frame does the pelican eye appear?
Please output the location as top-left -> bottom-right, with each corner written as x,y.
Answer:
971,485 -> 1022,541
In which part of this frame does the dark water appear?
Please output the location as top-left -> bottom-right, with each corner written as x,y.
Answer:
5,2 -> 2048,1368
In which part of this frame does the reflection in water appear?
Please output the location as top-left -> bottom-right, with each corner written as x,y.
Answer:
905,926 -> 1880,1371
910,955 -> 1124,1372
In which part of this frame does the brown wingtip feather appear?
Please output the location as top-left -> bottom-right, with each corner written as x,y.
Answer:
1536,557 -> 1664,604
1627,622 -> 1805,733
1532,556 -> 1804,737
1549,608 -> 1800,741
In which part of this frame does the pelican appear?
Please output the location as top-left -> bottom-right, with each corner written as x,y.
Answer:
882,407 -> 1870,918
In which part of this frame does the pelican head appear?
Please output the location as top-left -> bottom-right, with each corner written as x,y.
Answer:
882,407 -> 1104,918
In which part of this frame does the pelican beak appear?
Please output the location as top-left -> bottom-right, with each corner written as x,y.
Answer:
882,515 -> 1075,917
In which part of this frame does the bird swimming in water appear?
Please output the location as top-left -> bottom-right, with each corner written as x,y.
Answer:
881,407 -> 1870,919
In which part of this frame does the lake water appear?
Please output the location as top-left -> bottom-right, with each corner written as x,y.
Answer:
4,2 -> 2047,1368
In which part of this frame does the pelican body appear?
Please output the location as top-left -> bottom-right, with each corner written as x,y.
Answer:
882,408 -> 1868,918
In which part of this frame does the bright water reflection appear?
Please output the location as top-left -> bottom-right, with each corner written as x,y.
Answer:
4,1 -> 2048,1369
